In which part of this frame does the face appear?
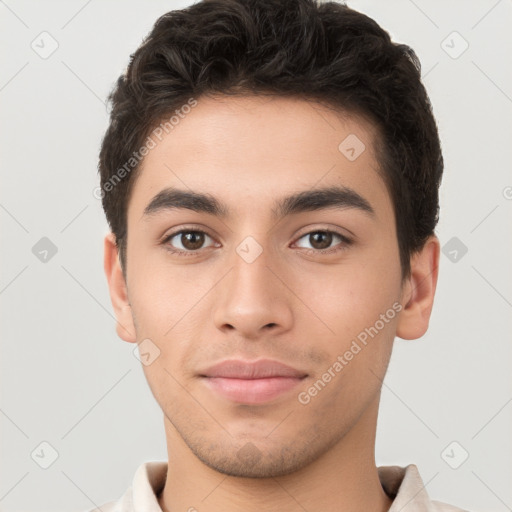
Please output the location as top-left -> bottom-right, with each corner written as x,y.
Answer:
109,95 -> 422,478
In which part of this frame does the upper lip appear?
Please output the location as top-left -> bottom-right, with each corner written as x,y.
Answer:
199,359 -> 308,379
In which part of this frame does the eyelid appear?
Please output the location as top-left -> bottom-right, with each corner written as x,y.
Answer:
293,222 -> 355,240
160,224 -> 217,243
292,223 -> 354,245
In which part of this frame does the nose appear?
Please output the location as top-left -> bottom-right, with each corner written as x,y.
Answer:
212,244 -> 294,339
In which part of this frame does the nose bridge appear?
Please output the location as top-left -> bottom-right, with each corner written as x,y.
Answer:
212,235 -> 293,337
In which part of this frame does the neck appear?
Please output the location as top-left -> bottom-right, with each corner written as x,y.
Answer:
158,394 -> 392,512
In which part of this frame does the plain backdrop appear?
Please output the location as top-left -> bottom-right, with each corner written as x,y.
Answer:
1,1 -> 511,511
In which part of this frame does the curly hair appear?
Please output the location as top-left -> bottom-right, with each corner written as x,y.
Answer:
98,0 -> 443,281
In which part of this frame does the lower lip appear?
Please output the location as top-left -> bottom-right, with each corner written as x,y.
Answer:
203,376 -> 305,404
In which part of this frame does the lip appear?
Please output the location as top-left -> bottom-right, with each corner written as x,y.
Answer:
199,359 -> 308,404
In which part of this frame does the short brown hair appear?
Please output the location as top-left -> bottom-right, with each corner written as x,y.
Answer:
98,0 -> 443,281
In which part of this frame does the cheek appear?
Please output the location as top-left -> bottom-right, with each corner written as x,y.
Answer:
292,258 -> 401,343
296,267 -> 399,412
127,249 -> 186,323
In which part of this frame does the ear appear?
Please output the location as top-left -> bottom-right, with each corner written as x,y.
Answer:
396,235 -> 440,340
103,232 -> 137,343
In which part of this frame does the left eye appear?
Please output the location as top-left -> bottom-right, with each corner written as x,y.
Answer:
294,230 -> 351,252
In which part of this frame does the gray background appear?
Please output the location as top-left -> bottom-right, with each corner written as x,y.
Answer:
1,0 -> 511,511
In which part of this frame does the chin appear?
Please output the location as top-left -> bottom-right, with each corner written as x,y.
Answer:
188,437 -> 320,479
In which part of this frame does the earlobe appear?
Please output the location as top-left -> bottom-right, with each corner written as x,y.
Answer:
396,235 -> 440,340
103,232 -> 137,343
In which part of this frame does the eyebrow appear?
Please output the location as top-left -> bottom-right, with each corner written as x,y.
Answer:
142,185 -> 375,220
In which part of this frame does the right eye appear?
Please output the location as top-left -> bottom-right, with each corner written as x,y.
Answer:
162,229 -> 218,256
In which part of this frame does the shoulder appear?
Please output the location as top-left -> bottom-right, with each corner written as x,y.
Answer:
82,461 -> 166,512
83,480 -> 134,512
86,500 -> 120,512
85,496 -> 131,512
378,464 -> 471,512
85,494 -> 133,512
431,499 -> 470,512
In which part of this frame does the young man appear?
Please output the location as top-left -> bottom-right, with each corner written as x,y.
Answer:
93,0 -> 467,510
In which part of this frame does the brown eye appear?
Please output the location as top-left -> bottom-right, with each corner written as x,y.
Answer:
294,230 -> 352,254
164,230 -> 215,254
179,231 -> 205,250
308,231 -> 333,250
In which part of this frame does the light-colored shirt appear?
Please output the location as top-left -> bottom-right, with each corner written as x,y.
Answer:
88,461 -> 468,512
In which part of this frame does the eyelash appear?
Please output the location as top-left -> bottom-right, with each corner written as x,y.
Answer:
161,227 -> 353,257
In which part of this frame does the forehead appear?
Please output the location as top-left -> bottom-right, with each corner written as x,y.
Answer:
128,95 -> 393,225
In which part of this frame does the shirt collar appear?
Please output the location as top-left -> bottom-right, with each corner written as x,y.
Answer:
132,460 -> 167,512
379,464 -> 435,511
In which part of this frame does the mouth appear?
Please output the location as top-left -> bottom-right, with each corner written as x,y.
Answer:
199,359 -> 308,405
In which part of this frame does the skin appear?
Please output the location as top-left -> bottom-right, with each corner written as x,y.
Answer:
104,95 -> 440,512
